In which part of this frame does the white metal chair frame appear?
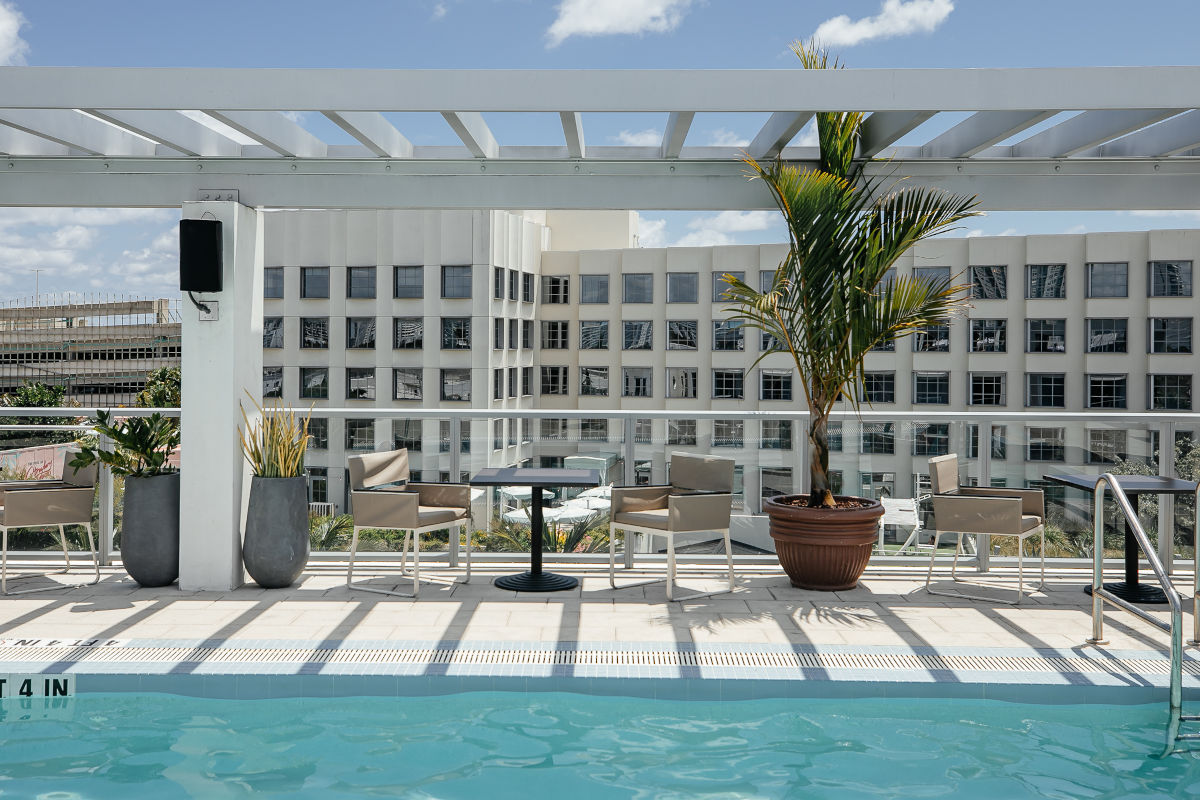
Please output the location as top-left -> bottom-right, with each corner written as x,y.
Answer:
0,488 -> 100,596
608,515 -> 734,602
347,514 -> 471,599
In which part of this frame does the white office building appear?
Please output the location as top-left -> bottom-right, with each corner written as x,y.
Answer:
262,209 -> 1198,522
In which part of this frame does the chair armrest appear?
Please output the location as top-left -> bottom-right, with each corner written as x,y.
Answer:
669,492 -> 732,532
957,487 -> 1045,518
351,489 -> 417,529
2,486 -> 95,528
931,494 -> 1025,535
612,485 -> 669,514
410,482 -> 469,509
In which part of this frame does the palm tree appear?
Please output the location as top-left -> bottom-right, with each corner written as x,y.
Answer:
723,42 -> 981,509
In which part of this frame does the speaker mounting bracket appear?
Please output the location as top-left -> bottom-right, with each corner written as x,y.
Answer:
197,190 -> 239,203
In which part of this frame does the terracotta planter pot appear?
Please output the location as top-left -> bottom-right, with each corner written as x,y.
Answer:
764,494 -> 884,591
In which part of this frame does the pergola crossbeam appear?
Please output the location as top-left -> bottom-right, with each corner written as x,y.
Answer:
923,110 -> 1056,159
205,110 -> 327,158
747,112 -> 813,159
0,108 -> 157,156
1079,110 -> 1200,158
560,112 -> 585,158
859,111 -> 935,158
0,125 -> 68,156
661,111 -> 694,158
323,111 -> 412,158
441,112 -> 499,159
84,109 -> 242,157
1012,109 -> 1186,158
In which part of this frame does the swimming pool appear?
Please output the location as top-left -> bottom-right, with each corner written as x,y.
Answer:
1,692 -> 1196,798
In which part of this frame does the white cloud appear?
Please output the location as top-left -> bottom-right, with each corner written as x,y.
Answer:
813,0 -> 953,48
546,0 -> 694,48
0,1 -> 29,66
793,122 -> 819,147
708,128 -> 748,147
637,217 -> 668,248
46,225 -> 96,250
0,207 -> 174,229
1129,210 -> 1200,220
675,229 -> 735,247
432,2 -> 447,20
613,128 -> 662,147
687,210 -> 774,234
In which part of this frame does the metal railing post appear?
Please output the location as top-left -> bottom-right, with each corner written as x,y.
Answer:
1088,478 -> 1107,644
1192,483 -> 1200,647
448,416 -> 462,568
1160,421 -> 1177,575
98,433 -> 115,566
623,417 -> 636,487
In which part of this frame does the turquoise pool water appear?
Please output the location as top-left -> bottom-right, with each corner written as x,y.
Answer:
0,692 -> 1197,798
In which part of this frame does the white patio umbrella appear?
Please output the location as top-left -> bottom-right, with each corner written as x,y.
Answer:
578,484 -> 612,499
499,486 -> 555,502
501,504 -> 601,526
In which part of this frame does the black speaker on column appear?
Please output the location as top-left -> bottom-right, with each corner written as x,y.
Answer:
179,219 -> 223,292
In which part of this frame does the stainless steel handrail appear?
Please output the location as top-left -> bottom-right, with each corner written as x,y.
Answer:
1087,473 -> 1193,756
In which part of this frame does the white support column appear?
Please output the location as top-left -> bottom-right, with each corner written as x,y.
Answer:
179,200 -> 264,591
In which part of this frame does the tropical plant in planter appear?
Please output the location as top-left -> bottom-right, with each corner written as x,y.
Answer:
722,42 -> 980,591
70,410 -> 180,587
238,395 -> 312,588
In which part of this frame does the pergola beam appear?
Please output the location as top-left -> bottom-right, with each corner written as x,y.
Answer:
0,108 -> 157,156
84,109 -> 242,157
323,111 -> 412,158
204,110 -> 327,158
922,110 -> 1056,159
661,111 -> 693,158
441,111 -> 499,158
560,112 -> 585,158
1012,109 -> 1185,158
859,111 -> 935,157
1079,110 -> 1200,158
747,112 -> 813,159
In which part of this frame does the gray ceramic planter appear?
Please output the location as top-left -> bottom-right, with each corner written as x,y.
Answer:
243,475 -> 309,589
122,473 -> 180,587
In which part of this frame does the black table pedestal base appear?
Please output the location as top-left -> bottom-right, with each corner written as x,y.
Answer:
1085,581 -> 1168,605
494,572 -> 579,592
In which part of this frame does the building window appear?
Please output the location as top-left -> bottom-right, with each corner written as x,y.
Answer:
440,369 -> 471,401
393,368 -> 422,400
623,321 -> 653,350
1086,262 -> 1127,298
263,366 -> 282,398
760,420 -> 792,450
667,321 -> 698,350
1088,429 -> 1128,465
264,267 -> 284,299
969,373 -> 1006,406
345,419 -> 374,452
507,367 -> 517,399
441,265 -> 471,298
580,419 -> 608,441
1026,319 -> 1066,353
1026,264 -> 1066,299
623,273 -> 653,303
760,369 -> 792,401
441,317 -> 471,349
493,267 -> 504,299
1087,318 -> 1127,353
763,330 -> 784,352
623,367 -> 652,397
344,266 -> 375,299
1026,373 -> 1066,408
863,372 -> 895,404
1087,374 -> 1127,409
492,369 -> 503,400
543,275 -> 569,304
861,423 -> 895,455
970,265 -> 1006,299
1150,260 -> 1193,297
521,320 -> 532,349
300,317 -> 329,348
827,421 -> 842,452
668,419 -> 697,445
300,267 -> 329,298
912,324 -> 950,352
508,319 -> 518,350
393,265 -> 423,299
393,419 -> 422,452
762,468 -> 793,504
439,419 -> 470,454
522,272 -> 533,302
508,269 -> 518,301
713,271 -> 744,302
666,367 -> 698,399
1149,375 -> 1192,410
346,367 -> 376,400
1149,318 -> 1192,353
541,321 -> 568,349
712,320 -> 744,351
522,366 -> 531,396
666,272 -> 698,303
580,274 -> 609,304
541,418 -> 569,440
263,316 -> 283,348
579,366 -> 609,396
346,317 -> 376,349
493,318 -> 505,350
492,419 -> 504,450
299,367 -> 328,399
393,317 -> 423,349
308,417 -> 328,450
913,372 -> 950,404
913,423 -> 950,456
541,366 -> 568,396
969,319 -> 1006,352
579,320 -> 609,349
307,467 -> 328,504
712,369 -> 744,399
713,419 -> 743,448
1026,427 -> 1065,462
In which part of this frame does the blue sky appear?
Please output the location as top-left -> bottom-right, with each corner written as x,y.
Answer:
2,0 -> 1200,299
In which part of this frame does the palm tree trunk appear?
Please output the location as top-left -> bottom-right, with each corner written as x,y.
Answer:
808,414 -> 835,507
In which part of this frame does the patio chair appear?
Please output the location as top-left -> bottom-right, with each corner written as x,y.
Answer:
346,448 -> 471,598
1,459 -> 99,595
924,454 -> 1045,604
608,452 -> 735,601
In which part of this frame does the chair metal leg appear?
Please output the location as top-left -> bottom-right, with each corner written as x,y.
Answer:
926,527 -> 1043,605
462,523 -> 471,584
2,523 -> 100,596
57,525 -> 72,572
665,535 -> 676,601
608,523 -> 619,588
2,527 -> 8,595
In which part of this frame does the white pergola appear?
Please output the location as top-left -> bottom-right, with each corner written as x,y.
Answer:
2,65 -> 1198,591
2,65 -> 1200,210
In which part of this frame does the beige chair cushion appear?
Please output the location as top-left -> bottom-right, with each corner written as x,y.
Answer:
669,452 -> 734,493
417,505 -> 469,526
1020,514 -> 1042,533
348,449 -> 410,490
613,508 -> 670,530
